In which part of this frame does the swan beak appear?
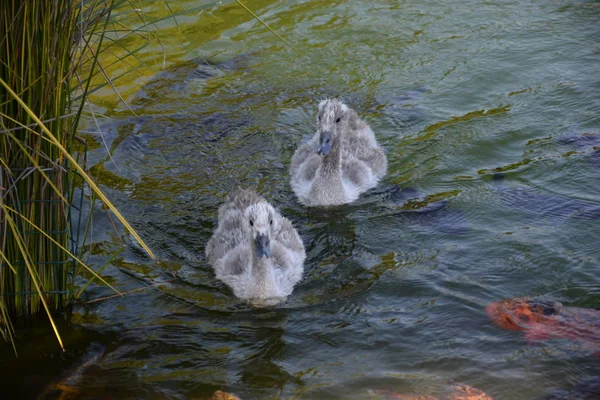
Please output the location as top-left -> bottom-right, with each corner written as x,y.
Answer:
318,131 -> 332,156
255,233 -> 271,258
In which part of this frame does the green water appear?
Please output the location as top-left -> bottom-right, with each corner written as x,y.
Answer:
3,0 -> 600,398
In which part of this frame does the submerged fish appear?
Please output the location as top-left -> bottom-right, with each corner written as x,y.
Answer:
373,382 -> 493,400
39,342 -> 106,400
210,390 -> 241,400
486,298 -> 600,354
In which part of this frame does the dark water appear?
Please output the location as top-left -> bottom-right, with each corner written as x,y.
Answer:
2,0 -> 600,399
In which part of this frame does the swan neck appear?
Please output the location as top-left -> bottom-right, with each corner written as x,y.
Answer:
250,244 -> 270,274
322,133 -> 342,173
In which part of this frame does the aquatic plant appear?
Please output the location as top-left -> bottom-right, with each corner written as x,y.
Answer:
0,0 -> 298,353
0,0 -> 159,353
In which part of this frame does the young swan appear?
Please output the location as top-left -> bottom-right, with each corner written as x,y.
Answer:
290,98 -> 387,206
205,188 -> 306,306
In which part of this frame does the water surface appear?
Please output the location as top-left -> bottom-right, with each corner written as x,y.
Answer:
3,0 -> 600,398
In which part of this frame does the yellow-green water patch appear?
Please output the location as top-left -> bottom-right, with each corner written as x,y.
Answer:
526,136 -> 552,146
477,158 -> 532,174
400,190 -> 461,211
416,105 -> 511,143
89,163 -> 135,191
453,175 -> 474,181
71,312 -> 105,326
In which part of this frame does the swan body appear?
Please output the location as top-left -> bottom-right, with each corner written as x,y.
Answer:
290,98 -> 387,206
205,188 -> 305,305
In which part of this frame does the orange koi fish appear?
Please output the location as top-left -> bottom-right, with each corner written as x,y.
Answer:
210,390 -> 241,400
486,298 -> 600,354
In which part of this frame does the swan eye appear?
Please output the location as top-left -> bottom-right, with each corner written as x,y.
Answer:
249,219 -> 254,226
326,139 -> 330,143
269,219 -> 273,225
336,117 -> 341,123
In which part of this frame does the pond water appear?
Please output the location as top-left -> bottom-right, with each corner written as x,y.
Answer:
3,0 -> 600,398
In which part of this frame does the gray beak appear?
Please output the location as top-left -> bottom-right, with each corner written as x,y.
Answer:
255,233 -> 271,258
317,131 -> 332,156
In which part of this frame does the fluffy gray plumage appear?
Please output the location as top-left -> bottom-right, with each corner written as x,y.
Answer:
205,188 -> 306,305
290,98 -> 387,206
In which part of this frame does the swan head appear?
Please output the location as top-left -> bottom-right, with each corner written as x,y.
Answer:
244,202 -> 275,258
316,98 -> 350,156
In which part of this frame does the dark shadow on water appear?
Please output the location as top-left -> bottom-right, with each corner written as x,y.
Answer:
363,184 -> 470,236
492,174 -> 600,222
105,110 -> 252,157
537,377 -> 600,400
557,131 -> 600,169
128,55 -> 254,110
0,321 -> 117,400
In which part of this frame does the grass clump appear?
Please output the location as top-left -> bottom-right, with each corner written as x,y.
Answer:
0,0 -> 156,353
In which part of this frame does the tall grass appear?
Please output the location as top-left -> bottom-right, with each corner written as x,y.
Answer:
0,0 -> 297,353
0,0 -> 156,352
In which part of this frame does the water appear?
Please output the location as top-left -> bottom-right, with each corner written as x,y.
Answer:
3,0 -> 600,398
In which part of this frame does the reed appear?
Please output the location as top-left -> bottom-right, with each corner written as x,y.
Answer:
0,0 -> 157,352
